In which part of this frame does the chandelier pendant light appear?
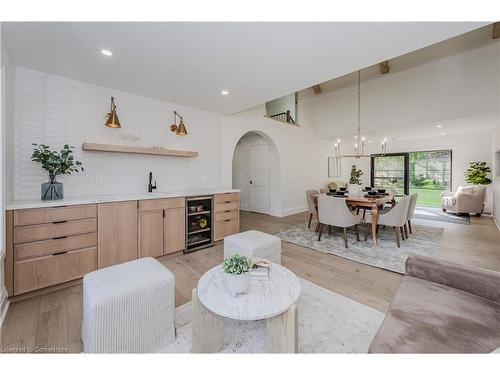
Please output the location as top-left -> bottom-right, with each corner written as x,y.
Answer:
333,70 -> 387,159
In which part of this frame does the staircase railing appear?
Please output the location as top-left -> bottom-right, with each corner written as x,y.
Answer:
269,110 -> 295,124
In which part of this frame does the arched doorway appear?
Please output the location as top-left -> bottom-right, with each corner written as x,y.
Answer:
232,131 -> 280,215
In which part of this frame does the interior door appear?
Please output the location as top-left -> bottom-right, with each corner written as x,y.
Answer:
249,144 -> 271,214
370,153 -> 409,195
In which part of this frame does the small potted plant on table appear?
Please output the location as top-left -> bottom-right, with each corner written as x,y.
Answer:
31,143 -> 84,200
348,165 -> 364,196
223,254 -> 252,296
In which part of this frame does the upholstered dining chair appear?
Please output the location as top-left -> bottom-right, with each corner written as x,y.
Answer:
306,189 -> 319,229
317,195 -> 363,248
405,193 -> 418,236
319,188 -> 328,194
364,195 -> 411,248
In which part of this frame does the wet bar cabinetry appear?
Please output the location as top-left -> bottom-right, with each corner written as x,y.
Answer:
4,190 -> 239,297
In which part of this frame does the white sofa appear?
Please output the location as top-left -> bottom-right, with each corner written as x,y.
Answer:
82,257 -> 175,353
441,185 -> 486,216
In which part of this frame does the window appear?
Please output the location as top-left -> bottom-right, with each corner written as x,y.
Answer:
409,150 -> 452,208
370,149 -> 452,208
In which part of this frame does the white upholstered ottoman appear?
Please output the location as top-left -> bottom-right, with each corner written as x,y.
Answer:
82,257 -> 175,353
224,230 -> 281,264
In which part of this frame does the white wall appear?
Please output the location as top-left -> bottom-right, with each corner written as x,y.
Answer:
9,68 -> 223,201
0,21 -> 10,330
222,104 -> 333,217
493,42 -> 500,228
312,41 -> 499,141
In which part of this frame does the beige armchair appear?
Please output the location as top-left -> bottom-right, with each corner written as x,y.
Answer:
441,185 -> 486,216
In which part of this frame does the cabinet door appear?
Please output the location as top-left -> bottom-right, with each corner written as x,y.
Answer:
98,201 -> 138,268
138,210 -> 164,258
164,207 -> 185,254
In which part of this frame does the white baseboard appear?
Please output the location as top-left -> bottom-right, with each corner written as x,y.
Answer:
279,205 -> 308,217
494,215 -> 500,232
0,286 -> 9,331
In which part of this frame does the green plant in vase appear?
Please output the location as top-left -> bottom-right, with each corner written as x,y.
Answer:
349,165 -> 363,185
31,143 -> 84,200
464,161 -> 492,185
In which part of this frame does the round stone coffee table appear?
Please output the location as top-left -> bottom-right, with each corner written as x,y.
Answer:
192,263 -> 301,353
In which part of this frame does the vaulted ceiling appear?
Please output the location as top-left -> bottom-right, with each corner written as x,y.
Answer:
3,22 -> 488,114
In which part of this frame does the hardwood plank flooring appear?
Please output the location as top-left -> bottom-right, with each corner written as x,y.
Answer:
1,210 -> 499,353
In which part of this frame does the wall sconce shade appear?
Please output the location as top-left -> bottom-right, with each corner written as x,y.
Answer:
105,96 -> 121,128
170,111 -> 188,136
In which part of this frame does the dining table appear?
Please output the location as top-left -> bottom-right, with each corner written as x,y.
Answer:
314,193 -> 395,247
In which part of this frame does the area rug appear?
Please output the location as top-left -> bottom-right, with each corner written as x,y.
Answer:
413,206 -> 470,225
165,279 -> 384,353
275,222 -> 443,273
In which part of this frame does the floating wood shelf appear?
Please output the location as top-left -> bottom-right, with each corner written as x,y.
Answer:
82,143 -> 198,157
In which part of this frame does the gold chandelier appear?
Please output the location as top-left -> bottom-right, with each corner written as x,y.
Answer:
332,70 -> 387,158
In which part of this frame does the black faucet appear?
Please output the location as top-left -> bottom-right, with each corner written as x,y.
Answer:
148,172 -> 157,193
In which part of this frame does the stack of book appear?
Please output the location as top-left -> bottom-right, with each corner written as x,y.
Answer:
250,266 -> 270,281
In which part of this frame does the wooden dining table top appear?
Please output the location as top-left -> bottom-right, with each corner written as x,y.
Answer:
314,193 -> 395,207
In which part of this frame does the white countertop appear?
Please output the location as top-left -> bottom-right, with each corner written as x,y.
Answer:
6,188 -> 240,210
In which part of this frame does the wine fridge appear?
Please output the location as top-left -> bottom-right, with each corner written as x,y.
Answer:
185,196 -> 213,253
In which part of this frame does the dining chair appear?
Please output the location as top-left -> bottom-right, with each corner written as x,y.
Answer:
319,188 -> 328,194
406,193 -> 418,236
306,190 -> 319,229
317,195 -> 363,248
364,195 -> 411,248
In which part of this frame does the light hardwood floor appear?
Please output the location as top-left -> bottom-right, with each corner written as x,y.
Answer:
1,211 -> 499,353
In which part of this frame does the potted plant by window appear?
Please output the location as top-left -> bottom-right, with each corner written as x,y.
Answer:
348,165 -> 363,196
31,143 -> 84,200
464,161 -> 492,185
222,254 -> 252,296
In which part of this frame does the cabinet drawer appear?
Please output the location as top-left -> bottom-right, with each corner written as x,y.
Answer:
14,204 -> 97,226
14,233 -> 97,261
14,247 -> 97,295
214,193 -> 239,204
215,210 -> 239,222
13,218 -> 97,244
214,201 -> 238,212
214,218 -> 239,241
138,198 -> 185,212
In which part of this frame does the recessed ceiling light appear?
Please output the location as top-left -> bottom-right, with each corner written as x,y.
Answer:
100,49 -> 113,56
221,90 -> 229,95
436,124 -> 442,128
440,132 -> 446,135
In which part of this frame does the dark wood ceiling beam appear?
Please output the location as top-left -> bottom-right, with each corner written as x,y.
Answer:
312,84 -> 322,94
493,22 -> 500,39
379,61 -> 390,75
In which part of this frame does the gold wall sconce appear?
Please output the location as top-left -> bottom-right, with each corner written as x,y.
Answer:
170,111 -> 188,136
105,96 -> 121,128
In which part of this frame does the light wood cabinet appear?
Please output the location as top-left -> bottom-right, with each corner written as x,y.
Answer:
5,192 -> 239,296
138,198 -> 186,258
164,207 -> 185,254
138,210 -> 164,258
213,192 -> 240,241
98,201 -> 138,268
14,247 -> 97,295
6,204 -> 98,296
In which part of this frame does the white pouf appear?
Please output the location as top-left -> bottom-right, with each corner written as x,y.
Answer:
224,230 -> 281,264
82,257 -> 175,353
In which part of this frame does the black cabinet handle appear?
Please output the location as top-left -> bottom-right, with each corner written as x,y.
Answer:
53,236 -> 67,240
52,220 -> 67,224
53,251 -> 68,256
224,210 -> 231,213
225,219 -> 231,222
